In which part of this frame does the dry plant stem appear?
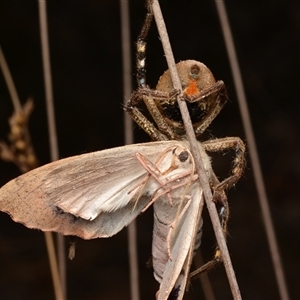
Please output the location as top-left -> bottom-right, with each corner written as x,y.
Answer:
119,1 -> 140,300
2,17 -> 64,298
0,46 -> 22,112
120,0 -> 134,145
44,232 -> 65,300
38,1 -> 66,300
151,1 -> 242,299
215,2 -> 290,300
194,252 -> 216,300
38,0 -> 59,162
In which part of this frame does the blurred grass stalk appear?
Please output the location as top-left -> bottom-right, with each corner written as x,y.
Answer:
0,42 -> 64,300
38,1 -> 66,299
214,1 -> 290,299
119,1 -> 140,300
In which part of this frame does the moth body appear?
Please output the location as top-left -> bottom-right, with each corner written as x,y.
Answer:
153,144 -> 212,300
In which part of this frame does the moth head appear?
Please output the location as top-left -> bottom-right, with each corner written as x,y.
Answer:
172,146 -> 194,170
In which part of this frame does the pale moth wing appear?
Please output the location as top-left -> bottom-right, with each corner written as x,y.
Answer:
0,141 -> 186,239
155,185 -> 203,300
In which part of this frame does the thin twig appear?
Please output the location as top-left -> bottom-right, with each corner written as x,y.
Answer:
120,0 -> 134,145
150,1 -> 242,299
44,231 -> 65,300
119,1 -> 140,299
38,0 -> 59,161
214,2 -> 290,300
38,1 -> 66,300
0,46 -> 22,113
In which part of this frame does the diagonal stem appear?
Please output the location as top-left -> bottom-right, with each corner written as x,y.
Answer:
0,46 -> 22,113
150,1 -> 242,299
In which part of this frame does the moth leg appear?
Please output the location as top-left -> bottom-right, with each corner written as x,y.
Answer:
130,152 -> 173,206
127,173 -> 151,195
142,172 -> 197,212
134,147 -> 185,207
129,146 -> 177,197
134,146 -> 198,212
166,196 -> 192,260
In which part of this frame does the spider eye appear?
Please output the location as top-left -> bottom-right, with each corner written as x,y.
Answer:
190,64 -> 200,79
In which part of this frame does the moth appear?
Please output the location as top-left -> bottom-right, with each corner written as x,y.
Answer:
0,140 -> 213,300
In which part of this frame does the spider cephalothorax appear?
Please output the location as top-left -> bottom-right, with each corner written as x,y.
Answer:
155,60 -> 228,137
126,59 -> 228,141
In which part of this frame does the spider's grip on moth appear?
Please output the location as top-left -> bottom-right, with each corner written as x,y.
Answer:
124,5 -> 247,297
203,137 -> 246,202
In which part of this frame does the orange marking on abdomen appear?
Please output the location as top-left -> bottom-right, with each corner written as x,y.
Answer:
184,80 -> 199,96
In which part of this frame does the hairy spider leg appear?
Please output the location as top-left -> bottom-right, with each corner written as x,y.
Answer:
189,136 -> 245,278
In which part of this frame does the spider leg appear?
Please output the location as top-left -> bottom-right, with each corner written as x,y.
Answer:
126,89 -> 180,140
188,137 -> 244,280
125,4 -> 179,140
202,136 -> 246,199
189,249 -> 223,280
125,104 -> 169,141
189,196 -> 230,278
181,80 -> 228,137
136,10 -> 152,88
144,94 -> 180,140
188,194 -> 230,281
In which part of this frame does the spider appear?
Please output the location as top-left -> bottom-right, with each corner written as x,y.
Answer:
125,2 -> 246,282
125,11 -> 227,142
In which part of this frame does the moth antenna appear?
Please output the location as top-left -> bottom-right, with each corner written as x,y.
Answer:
172,148 -> 196,233
166,196 -> 192,260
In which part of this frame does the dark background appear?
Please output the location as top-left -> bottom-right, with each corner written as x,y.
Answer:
0,1 -> 299,299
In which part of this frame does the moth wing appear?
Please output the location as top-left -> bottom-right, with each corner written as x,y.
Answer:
0,141 -> 178,239
42,142 -> 170,220
157,185 -> 203,300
